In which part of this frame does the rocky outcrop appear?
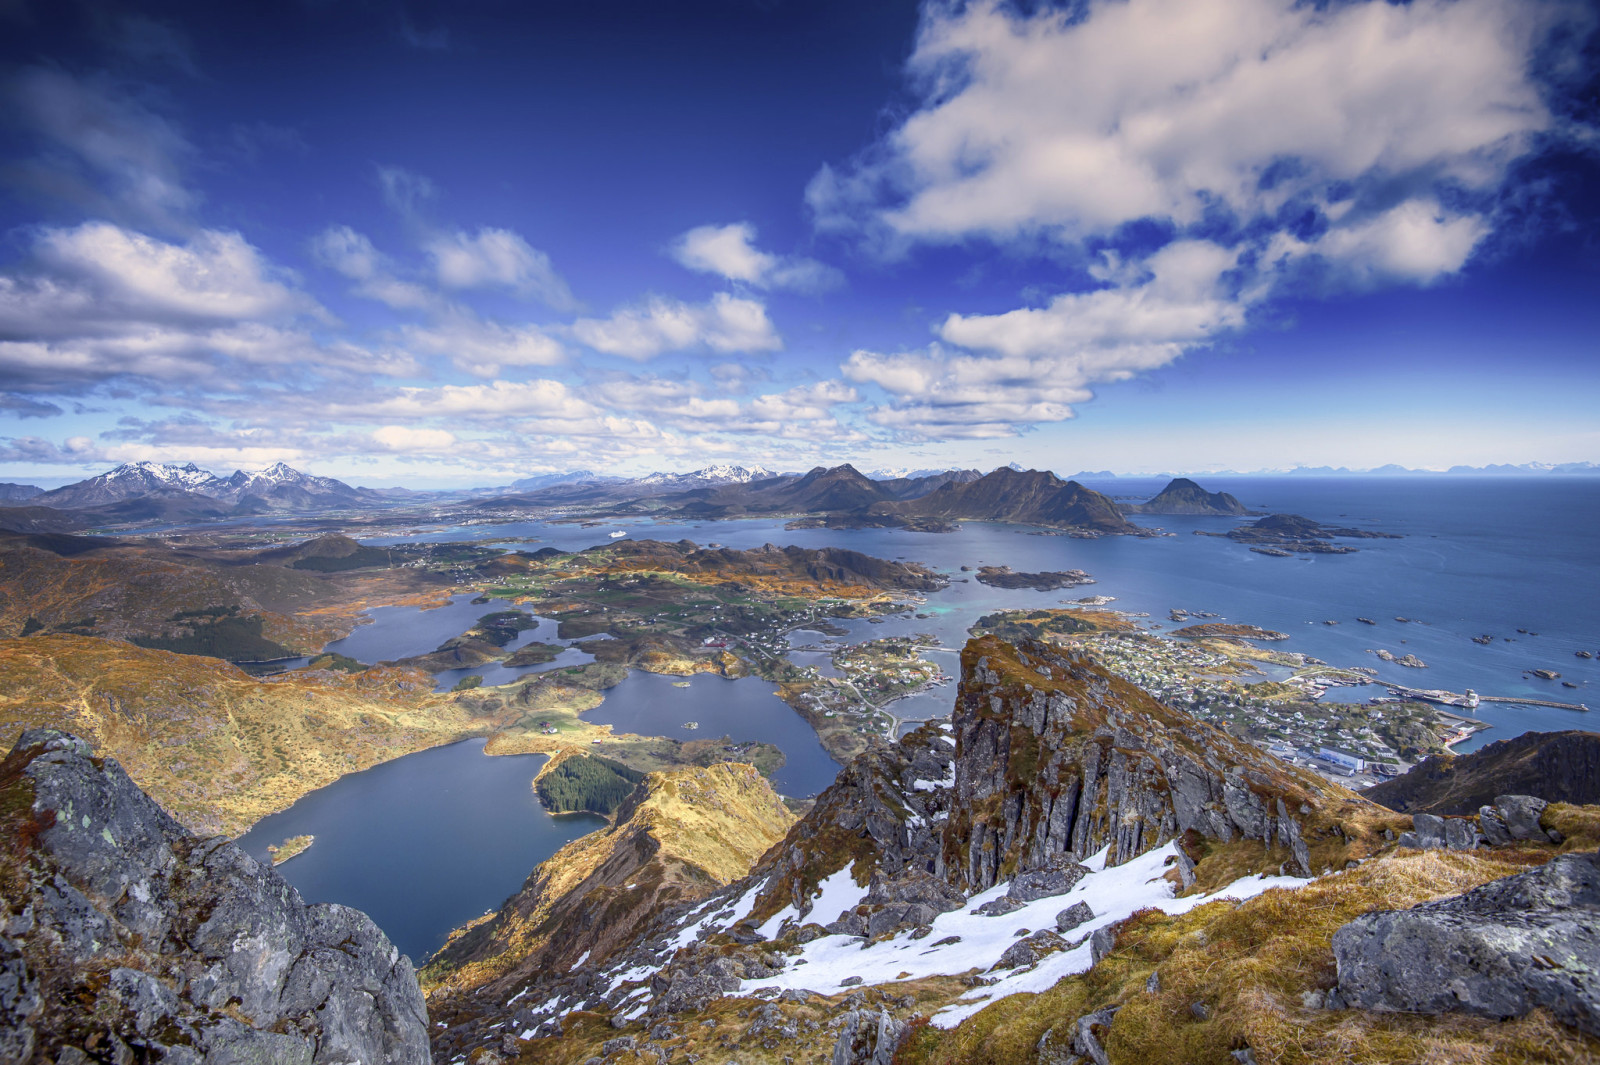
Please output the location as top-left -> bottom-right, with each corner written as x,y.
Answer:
1365,729 -> 1600,814
830,1007 -> 908,1065
737,722 -> 956,932
0,728 -> 430,1064
1333,849 -> 1600,1035
941,636 -> 1369,890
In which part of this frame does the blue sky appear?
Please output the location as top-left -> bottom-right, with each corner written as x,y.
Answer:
0,0 -> 1596,487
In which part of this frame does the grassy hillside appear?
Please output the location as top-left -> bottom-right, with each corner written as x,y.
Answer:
424,762 -> 794,999
0,634 -> 515,835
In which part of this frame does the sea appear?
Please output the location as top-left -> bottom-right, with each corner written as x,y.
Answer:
245,476 -> 1600,961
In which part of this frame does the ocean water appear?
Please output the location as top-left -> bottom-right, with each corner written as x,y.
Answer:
242,476 -> 1595,960
357,477 -> 1598,751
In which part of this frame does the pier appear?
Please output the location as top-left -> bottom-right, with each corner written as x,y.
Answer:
1389,684 -> 1587,713
1475,694 -> 1589,712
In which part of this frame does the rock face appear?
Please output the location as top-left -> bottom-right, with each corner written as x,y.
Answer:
1365,729 -> 1600,814
1333,849 -> 1600,1035
0,728 -> 430,1064
941,636 -> 1360,890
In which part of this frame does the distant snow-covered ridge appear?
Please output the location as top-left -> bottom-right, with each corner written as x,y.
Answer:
31,460 -> 373,509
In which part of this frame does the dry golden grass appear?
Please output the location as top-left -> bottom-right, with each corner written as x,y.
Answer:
422,762 -> 794,996
0,634 -> 510,836
903,848 -> 1600,1065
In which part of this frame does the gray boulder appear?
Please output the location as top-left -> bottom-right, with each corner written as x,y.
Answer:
1478,804 -> 1513,846
0,729 -> 431,1064
1333,849 -> 1600,1035
1495,794 -> 1556,842
1055,901 -> 1095,933
1398,812 -> 1479,851
1006,860 -> 1089,903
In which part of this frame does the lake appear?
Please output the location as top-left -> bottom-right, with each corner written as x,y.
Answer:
235,738 -> 604,962
583,670 -> 840,797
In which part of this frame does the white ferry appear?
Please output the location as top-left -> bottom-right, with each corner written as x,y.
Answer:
608,529 -> 628,539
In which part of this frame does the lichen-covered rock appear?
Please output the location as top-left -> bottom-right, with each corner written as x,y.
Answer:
0,729 -> 431,1064
1495,794 -> 1556,842
1006,858 -> 1089,902
1333,849 -> 1600,1035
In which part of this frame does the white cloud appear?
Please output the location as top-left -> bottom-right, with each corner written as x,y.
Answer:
352,379 -> 599,421
30,222 -> 304,323
426,227 -> 575,310
372,425 -> 457,451
844,241 -> 1244,438
401,317 -> 566,377
671,222 -> 842,293
0,223 -> 422,392
571,292 -> 782,360
814,0 -> 1554,255
1278,198 -> 1493,286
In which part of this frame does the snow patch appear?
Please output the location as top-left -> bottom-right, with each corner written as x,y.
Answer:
733,842 -> 1308,1028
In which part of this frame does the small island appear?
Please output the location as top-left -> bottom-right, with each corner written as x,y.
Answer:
974,565 -> 1095,591
266,834 -> 314,865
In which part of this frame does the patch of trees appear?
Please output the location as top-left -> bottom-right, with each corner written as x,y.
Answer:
535,755 -> 646,816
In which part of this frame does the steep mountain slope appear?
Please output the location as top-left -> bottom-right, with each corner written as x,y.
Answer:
1365,729 -> 1600,814
0,729 -> 431,1064
0,635 -> 505,835
1121,476 -> 1251,515
423,763 -> 794,1024
888,468 -> 1139,534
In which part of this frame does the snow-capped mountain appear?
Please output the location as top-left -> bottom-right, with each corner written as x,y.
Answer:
32,462 -> 230,508
634,464 -> 778,489
33,461 -> 371,511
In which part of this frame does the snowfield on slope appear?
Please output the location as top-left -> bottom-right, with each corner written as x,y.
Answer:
735,842 -> 1307,1028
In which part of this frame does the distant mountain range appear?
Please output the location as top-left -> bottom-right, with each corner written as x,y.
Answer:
6,462 -> 397,525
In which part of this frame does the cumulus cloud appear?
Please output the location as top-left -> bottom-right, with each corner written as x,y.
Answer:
0,222 -> 422,392
311,225 -> 437,310
813,0 -> 1553,259
28,222 -> 305,323
845,241 -> 1245,438
3,67 -> 195,229
571,292 -> 782,360
817,0 -> 1573,440
426,227 -> 576,310
401,317 -> 566,377
1268,199 -> 1493,287
671,222 -> 843,293
372,425 -> 457,451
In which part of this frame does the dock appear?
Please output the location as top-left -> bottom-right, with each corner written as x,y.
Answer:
1475,695 -> 1589,712
1389,684 -> 1587,713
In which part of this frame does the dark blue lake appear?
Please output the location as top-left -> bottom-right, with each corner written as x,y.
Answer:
235,739 -> 604,962
583,671 -> 840,797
